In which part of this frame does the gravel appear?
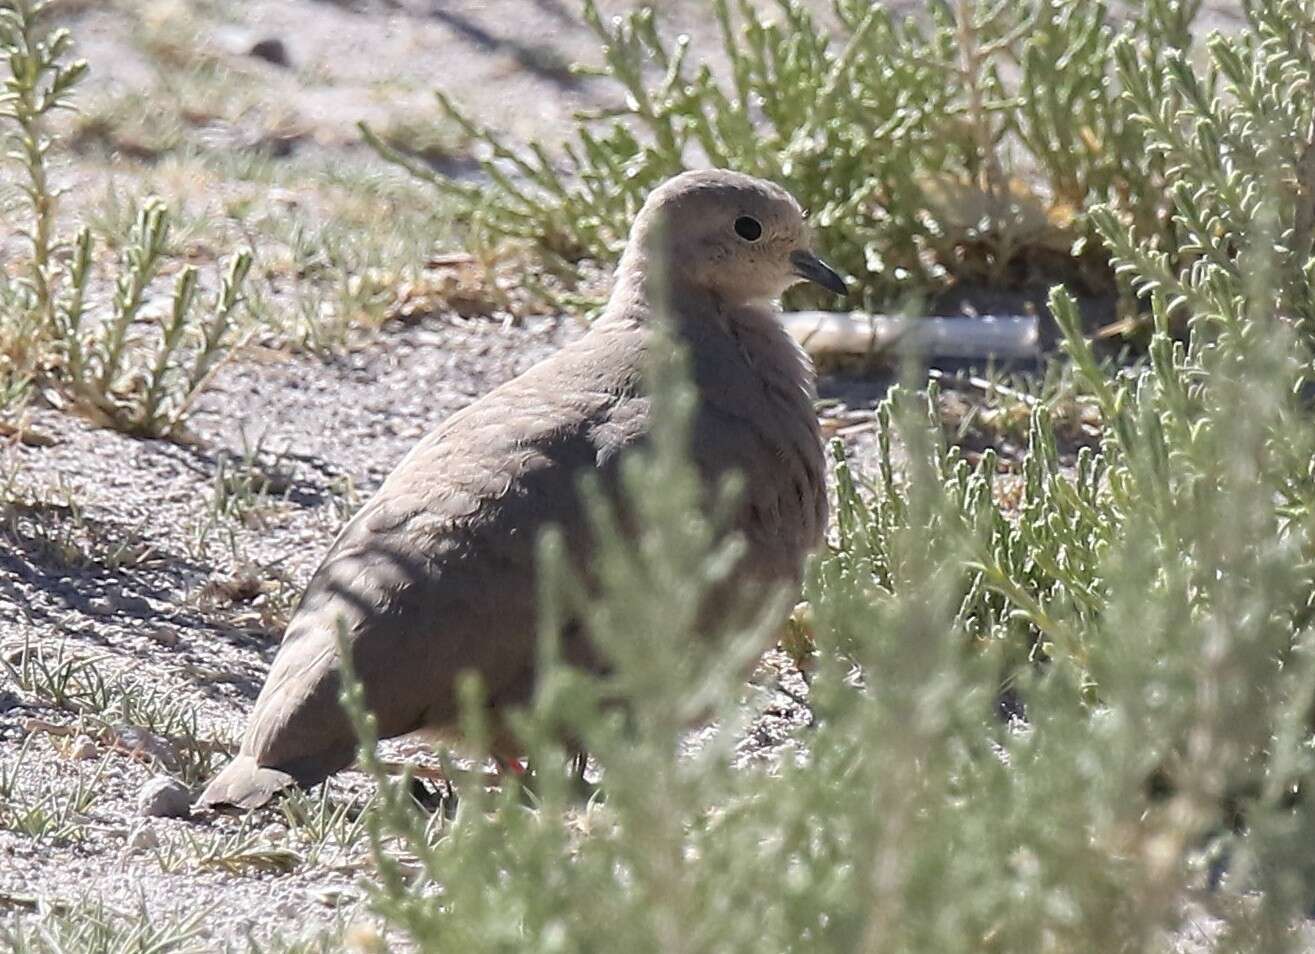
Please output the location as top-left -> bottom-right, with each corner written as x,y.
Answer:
0,314 -> 576,945
1,0 -> 1255,945
0,308 -> 887,946
137,777 -> 193,819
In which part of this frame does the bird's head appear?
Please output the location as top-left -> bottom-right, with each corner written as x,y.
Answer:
623,169 -> 847,307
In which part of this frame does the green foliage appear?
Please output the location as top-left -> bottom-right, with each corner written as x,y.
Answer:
0,743 -> 106,843
1093,0 -> 1315,343
0,903 -> 206,954
3,637 -> 221,784
0,0 -> 85,324
0,0 -> 252,438
369,0 -> 1203,311
339,6 -> 1315,951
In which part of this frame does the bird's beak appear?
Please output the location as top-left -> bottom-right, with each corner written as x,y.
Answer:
789,249 -> 847,296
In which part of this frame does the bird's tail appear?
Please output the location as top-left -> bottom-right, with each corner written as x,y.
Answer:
196,755 -> 297,811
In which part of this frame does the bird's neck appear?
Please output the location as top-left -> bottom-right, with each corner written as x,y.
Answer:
601,257 -> 814,407
602,253 -> 751,333
601,251 -> 717,327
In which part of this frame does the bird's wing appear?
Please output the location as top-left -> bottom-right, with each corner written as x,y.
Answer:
239,327 -> 648,781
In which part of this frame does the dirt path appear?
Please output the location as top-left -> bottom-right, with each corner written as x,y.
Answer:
2,304 -> 848,946
1,0 -> 1249,948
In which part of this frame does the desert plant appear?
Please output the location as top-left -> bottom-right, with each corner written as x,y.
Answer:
153,816 -> 303,876
279,786 -> 376,866
1092,0 -> 1315,343
0,735 -> 107,844
0,0 -> 252,438
368,0 -> 1202,313
0,0 -> 84,321
3,636 -> 223,783
335,5 -> 1315,952
0,902 -> 207,954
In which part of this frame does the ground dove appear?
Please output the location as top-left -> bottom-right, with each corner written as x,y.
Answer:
198,169 -> 845,809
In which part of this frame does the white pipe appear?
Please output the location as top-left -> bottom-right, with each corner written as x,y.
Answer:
782,312 -> 1039,361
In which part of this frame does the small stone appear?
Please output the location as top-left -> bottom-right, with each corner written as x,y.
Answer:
311,886 -> 357,908
249,37 -> 290,67
68,734 -> 97,760
144,625 -> 178,646
137,776 -> 192,818
112,725 -> 180,770
85,596 -> 115,616
261,822 -> 286,843
111,590 -> 153,615
127,823 -> 160,851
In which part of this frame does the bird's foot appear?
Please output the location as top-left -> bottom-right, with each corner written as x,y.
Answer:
408,776 -> 458,818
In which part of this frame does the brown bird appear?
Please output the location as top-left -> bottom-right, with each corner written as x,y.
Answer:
198,169 -> 845,810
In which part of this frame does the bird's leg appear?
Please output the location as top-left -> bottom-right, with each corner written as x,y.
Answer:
493,752 -> 529,791
409,776 -> 441,811
408,774 -> 459,815
569,750 -> 601,802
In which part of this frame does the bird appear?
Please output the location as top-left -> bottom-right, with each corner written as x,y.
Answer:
197,169 -> 846,810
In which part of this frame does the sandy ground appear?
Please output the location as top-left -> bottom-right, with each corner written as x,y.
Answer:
0,0 -> 1254,949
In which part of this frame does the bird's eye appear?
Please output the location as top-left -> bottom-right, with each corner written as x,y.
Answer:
734,216 -> 763,242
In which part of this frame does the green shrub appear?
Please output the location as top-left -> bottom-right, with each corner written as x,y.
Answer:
0,0 -> 251,438
343,287 -> 1315,950
1093,0 -> 1315,342
368,0 -> 1204,313
342,4 -> 1315,951
342,310 -> 1315,952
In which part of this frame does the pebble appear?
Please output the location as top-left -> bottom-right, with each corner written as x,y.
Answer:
85,589 -> 152,616
137,775 -> 192,818
310,886 -> 357,908
127,823 -> 160,851
113,725 -> 180,770
85,595 -> 115,616
275,900 -> 303,919
113,592 -> 154,616
68,734 -> 98,760
249,37 -> 290,68
144,624 -> 179,646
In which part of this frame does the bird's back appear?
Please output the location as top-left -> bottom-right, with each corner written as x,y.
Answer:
205,321 -> 650,804
201,300 -> 825,809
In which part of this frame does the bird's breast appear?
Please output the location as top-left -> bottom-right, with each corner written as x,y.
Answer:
687,314 -> 827,581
